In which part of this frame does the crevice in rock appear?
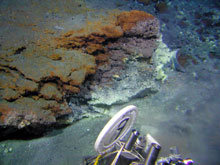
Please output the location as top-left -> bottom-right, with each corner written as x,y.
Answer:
39,77 -> 63,86
0,64 -> 34,82
22,91 -> 39,98
0,124 -> 55,141
13,46 -> 26,55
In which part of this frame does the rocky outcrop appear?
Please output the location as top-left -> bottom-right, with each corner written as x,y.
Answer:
0,47 -> 96,139
0,10 -> 160,139
55,10 -> 159,86
55,10 -> 160,112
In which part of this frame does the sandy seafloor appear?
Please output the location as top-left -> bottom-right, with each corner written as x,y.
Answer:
0,0 -> 220,164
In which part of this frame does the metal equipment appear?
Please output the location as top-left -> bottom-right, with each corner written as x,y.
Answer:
84,105 -> 193,165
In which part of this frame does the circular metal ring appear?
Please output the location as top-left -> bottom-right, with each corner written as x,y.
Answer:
94,105 -> 138,154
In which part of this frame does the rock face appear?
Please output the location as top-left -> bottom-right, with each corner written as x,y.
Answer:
0,10 -> 160,139
56,10 -> 159,86
0,48 -> 96,139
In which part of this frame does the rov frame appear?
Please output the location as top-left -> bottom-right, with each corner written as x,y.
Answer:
84,105 -> 193,165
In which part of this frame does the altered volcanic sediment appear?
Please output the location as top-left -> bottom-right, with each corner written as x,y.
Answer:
0,48 -> 96,138
0,10 -> 160,139
55,10 -> 159,86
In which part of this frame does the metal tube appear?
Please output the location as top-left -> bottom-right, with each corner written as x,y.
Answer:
144,143 -> 161,165
125,129 -> 139,150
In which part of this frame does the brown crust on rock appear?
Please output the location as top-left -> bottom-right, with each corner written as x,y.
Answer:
0,10 -> 159,138
116,10 -> 155,32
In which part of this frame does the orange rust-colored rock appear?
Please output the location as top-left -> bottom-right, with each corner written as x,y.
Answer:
0,98 -> 71,128
15,77 -> 39,94
0,103 -> 16,124
2,88 -> 20,101
63,85 -> 80,93
95,53 -> 109,64
54,9 -> 159,88
116,10 -> 154,32
55,10 -> 156,66
0,10 -> 159,139
86,43 -> 104,54
40,83 -> 63,102
49,54 -> 62,60
55,24 -> 123,55
0,45 -> 96,138
100,25 -> 124,38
